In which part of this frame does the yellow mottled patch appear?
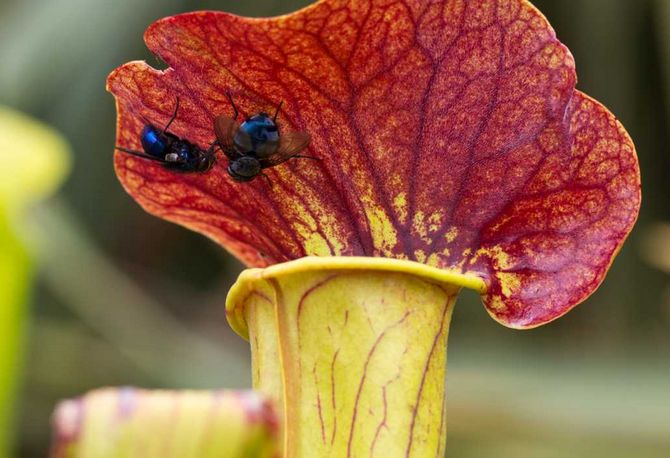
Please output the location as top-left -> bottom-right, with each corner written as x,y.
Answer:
393,192 -> 408,224
472,245 -> 514,270
413,211 -> 427,240
488,295 -> 507,312
364,198 -> 399,256
444,226 -> 459,243
497,272 -> 521,297
302,232 -> 333,257
289,187 -> 346,256
412,211 -> 445,245
414,249 -> 427,263
428,211 -> 444,233
426,252 -> 446,267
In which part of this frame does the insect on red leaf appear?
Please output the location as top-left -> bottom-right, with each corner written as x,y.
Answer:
108,0 -> 640,328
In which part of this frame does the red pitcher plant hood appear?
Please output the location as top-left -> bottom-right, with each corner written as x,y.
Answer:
108,0 -> 640,328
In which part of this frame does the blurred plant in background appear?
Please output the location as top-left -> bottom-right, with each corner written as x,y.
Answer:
0,106 -> 70,456
51,388 -> 278,457
0,0 -> 668,457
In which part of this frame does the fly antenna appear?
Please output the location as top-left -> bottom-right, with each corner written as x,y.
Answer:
162,97 -> 180,133
226,91 -> 239,120
261,172 -> 273,188
273,100 -> 284,122
115,147 -> 164,163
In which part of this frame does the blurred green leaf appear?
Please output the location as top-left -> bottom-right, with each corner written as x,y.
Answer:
0,208 -> 30,458
0,105 -> 71,457
26,200 -> 250,388
0,106 -> 70,214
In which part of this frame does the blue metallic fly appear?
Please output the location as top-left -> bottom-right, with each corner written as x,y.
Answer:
215,93 -> 315,182
115,98 -> 217,173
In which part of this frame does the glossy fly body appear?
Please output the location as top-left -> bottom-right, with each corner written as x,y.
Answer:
215,93 -> 315,182
116,98 -> 216,173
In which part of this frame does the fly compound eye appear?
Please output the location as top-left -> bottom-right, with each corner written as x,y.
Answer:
229,156 -> 261,181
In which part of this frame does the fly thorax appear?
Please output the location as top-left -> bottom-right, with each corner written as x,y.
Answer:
236,114 -> 279,155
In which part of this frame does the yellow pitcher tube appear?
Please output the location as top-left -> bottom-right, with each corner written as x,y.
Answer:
226,257 -> 486,457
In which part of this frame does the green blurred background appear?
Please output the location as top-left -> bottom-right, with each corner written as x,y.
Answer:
0,0 -> 668,456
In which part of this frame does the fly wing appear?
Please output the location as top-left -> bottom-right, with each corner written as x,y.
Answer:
214,115 -> 240,158
259,131 -> 312,167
